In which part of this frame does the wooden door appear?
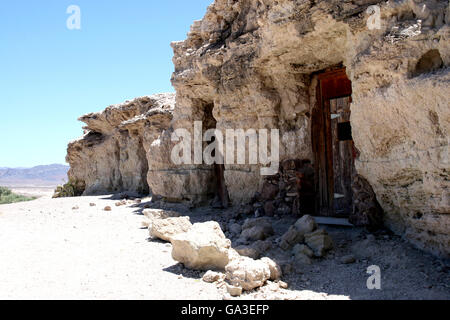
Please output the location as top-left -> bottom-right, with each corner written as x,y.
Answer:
312,68 -> 354,217
330,97 -> 354,214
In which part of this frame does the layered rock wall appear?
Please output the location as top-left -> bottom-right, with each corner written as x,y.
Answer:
67,93 -> 175,195
66,0 -> 449,257
150,0 -> 449,257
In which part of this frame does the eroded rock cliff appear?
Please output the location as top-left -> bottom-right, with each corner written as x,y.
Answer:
151,0 -> 448,257
66,0 -> 449,258
67,93 -> 175,195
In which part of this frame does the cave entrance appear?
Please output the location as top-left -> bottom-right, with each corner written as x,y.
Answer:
312,68 -> 356,217
201,102 -> 230,209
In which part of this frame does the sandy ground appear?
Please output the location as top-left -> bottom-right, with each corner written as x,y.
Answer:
0,195 -> 449,300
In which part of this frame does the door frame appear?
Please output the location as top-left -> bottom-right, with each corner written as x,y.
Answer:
311,68 -> 353,216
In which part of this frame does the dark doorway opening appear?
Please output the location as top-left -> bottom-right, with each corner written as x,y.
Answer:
311,68 -> 356,217
202,102 -> 230,209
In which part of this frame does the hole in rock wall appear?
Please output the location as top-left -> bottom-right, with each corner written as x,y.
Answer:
411,49 -> 444,78
201,102 -> 230,209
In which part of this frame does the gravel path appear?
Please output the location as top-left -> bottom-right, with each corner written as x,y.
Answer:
0,196 -> 222,300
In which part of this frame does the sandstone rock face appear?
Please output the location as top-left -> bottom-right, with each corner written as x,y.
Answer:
164,0 -> 450,257
67,93 -> 175,195
171,221 -> 232,270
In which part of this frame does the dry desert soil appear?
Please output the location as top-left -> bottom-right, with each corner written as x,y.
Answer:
0,191 -> 449,300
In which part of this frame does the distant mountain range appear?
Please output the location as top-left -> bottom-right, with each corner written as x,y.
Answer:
0,164 -> 69,187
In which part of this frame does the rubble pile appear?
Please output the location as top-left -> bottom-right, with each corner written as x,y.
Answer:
245,159 -> 315,218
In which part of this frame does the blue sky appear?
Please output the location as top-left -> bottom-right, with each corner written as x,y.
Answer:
0,0 -> 212,168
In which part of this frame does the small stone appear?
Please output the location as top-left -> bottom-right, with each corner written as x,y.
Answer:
235,246 -> 260,259
294,215 -> 317,234
89,203 -> 96,207
293,244 -> 314,258
276,204 -> 292,215
104,206 -> 112,211
261,257 -> 282,281
240,218 -> 274,241
264,201 -> 275,217
228,223 -> 242,235
226,284 -> 243,297
281,263 -> 293,275
241,205 -> 253,215
278,281 -> 289,289
72,206 -> 79,210
293,253 -> 312,266
252,240 -> 272,254
115,200 -> 126,207
254,208 -> 264,218
225,256 -> 271,291
202,270 -> 225,283
304,229 -> 333,257
340,255 -> 356,264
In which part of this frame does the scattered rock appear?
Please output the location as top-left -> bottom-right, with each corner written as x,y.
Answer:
260,182 -> 279,201
294,215 -> 317,234
240,205 -> 253,216
279,226 -> 303,251
171,222 -> 232,270
275,204 -> 292,216
292,244 -> 314,258
351,239 -> 380,260
225,256 -> 271,291
281,262 -> 293,275
89,203 -> 96,207
340,255 -> 356,264
278,281 -> 289,289
235,246 -> 260,259
293,253 -> 312,266
115,200 -> 127,207
240,218 -> 274,241
228,223 -> 242,235
260,257 -> 282,281
241,226 -> 274,241
252,240 -> 272,255
304,229 -> 334,257
264,201 -> 275,217
103,206 -> 112,211
72,206 -> 79,210
279,215 -> 317,250
150,216 -> 192,242
226,284 -> 243,297
202,271 -> 225,283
